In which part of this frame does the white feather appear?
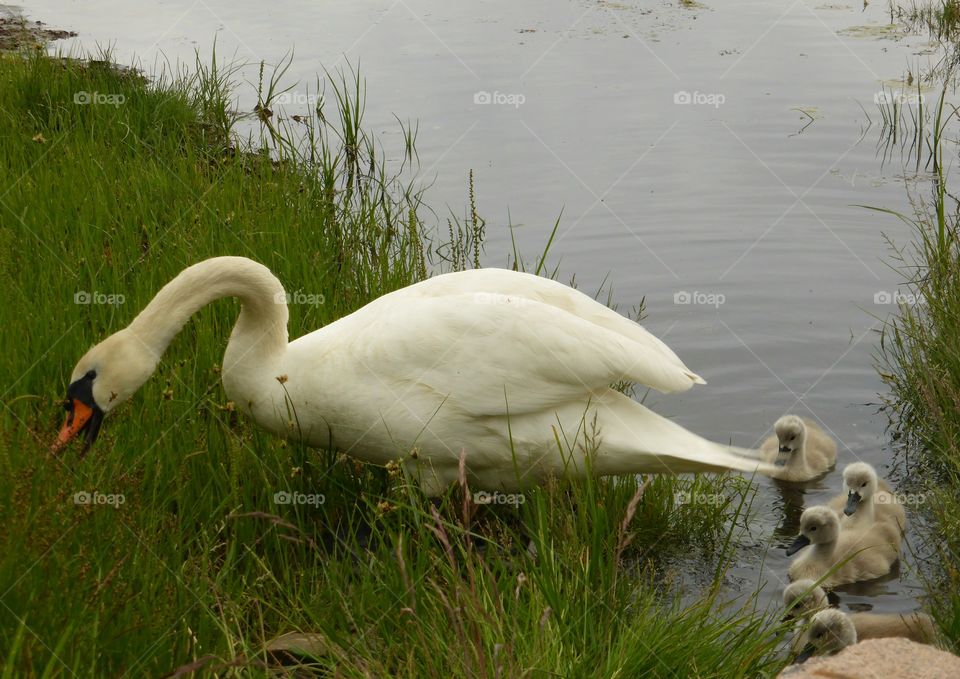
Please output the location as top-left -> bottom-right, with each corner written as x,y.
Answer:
68,257 -> 777,494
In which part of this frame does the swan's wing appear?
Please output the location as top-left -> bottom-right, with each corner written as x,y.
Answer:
381,268 -> 705,384
351,292 -> 702,417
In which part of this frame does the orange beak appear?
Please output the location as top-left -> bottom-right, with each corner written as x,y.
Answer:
51,399 -> 95,454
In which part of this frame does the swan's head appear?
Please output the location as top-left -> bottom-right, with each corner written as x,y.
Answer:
52,329 -> 159,453
795,609 -> 857,664
842,462 -> 878,516
782,579 -> 829,621
786,506 -> 840,555
774,415 -> 806,461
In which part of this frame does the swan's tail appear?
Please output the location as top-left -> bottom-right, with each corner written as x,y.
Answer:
589,391 -> 780,477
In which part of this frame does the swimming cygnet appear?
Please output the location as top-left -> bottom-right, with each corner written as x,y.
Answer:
793,609 -> 857,663
783,579 -> 832,654
761,415 -> 837,481
786,506 -> 899,587
784,580 -> 936,655
827,461 -> 907,534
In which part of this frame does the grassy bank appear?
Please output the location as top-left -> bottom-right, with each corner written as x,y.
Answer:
873,85 -> 960,647
0,50 -> 786,676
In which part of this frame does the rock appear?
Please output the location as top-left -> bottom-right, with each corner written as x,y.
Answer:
778,637 -> 960,679
0,12 -> 76,51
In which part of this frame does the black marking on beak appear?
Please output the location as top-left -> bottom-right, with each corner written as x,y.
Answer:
786,534 -> 811,556
54,370 -> 104,454
795,643 -> 816,664
844,491 -> 862,516
79,405 -> 104,454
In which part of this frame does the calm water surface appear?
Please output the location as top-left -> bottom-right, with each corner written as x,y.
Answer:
27,0 -> 955,621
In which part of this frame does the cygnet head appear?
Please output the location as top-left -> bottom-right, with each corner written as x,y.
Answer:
782,579 -> 829,621
795,609 -> 857,663
774,415 -> 807,460
786,506 -> 840,556
842,462 -> 879,516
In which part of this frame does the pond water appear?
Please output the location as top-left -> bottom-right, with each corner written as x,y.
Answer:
26,0 -> 955,625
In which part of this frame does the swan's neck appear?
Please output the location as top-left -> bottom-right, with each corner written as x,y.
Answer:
787,446 -> 812,475
127,257 -> 289,376
811,541 -> 836,560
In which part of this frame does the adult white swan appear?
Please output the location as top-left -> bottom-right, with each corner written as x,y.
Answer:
54,257 -> 775,494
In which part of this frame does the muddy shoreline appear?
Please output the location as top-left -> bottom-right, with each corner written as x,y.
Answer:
0,5 -> 74,50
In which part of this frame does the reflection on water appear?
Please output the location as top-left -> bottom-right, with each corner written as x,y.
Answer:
770,476 -> 835,544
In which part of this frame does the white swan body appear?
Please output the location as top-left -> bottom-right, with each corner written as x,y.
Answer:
760,415 -> 837,481
55,257 -> 777,494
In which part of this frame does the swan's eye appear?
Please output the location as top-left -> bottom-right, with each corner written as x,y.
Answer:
810,526 -> 817,531
85,370 -> 97,380
62,400 -> 72,412
861,482 -> 866,488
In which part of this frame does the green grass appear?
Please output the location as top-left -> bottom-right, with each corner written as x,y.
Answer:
870,83 -> 960,650
891,0 -> 960,41
872,80 -> 932,171
0,50 -> 789,676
